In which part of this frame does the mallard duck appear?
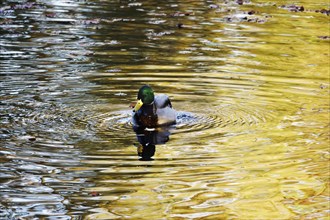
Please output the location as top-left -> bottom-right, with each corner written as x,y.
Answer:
132,85 -> 176,128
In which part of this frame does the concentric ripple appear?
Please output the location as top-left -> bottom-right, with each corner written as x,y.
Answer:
0,98 -> 273,142
175,104 -> 273,134
75,103 -> 274,139
84,110 -> 133,133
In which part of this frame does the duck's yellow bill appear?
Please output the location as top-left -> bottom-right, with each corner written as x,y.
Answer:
133,99 -> 143,112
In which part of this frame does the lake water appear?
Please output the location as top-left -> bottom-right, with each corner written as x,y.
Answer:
0,0 -> 329,219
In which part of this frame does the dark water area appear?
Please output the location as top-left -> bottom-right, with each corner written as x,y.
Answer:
0,0 -> 329,219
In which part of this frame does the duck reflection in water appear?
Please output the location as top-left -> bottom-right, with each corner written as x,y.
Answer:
131,85 -> 176,160
133,126 -> 172,161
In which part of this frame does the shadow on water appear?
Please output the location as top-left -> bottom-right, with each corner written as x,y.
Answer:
133,125 -> 172,161
102,110 -> 198,161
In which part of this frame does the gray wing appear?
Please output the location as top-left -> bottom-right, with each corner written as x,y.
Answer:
154,94 -> 172,109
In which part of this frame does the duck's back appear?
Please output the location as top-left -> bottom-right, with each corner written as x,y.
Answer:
155,94 -> 172,108
155,94 -> 176,126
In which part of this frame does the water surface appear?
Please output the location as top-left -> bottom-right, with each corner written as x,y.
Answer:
0,0 -> 329,219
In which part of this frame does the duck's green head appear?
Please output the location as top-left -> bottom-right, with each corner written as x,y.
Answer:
133,85 -> 155,112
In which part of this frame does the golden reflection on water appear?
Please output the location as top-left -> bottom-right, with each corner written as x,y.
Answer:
0,0 -> 329,219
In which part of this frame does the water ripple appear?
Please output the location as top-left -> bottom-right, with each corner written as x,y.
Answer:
0,0 -> 329,219
73,102 -> 273,140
